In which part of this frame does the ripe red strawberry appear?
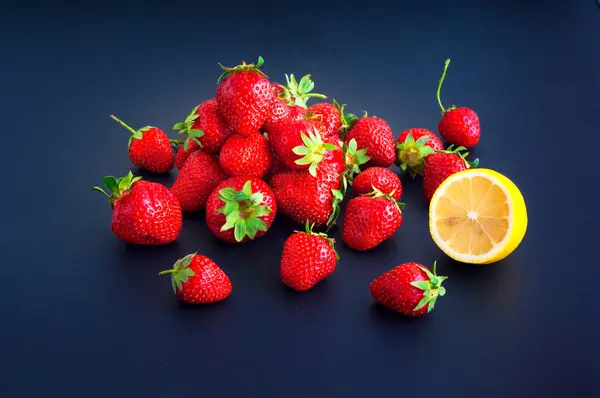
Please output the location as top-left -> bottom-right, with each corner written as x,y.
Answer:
216,56 -> 275,136
370,261 -> 447,316
205,177 -> 277,243
436,58 -> 481,147
173,98 -> 233,168
396,128 -> 444,177
268,119 -> 338,176
423,145 -> 479,202
159,253 -> 231,304
342,189 -> 404,251
110,115 -> 175,174
307,99 -> 357,141
170,151 -> 227,212
93,172 -> 182,245
262,99 -> 308,135
219,133 -> 272,179
353,167 -> 402,201
280,222 -> 339,291
344,115 -> 396,168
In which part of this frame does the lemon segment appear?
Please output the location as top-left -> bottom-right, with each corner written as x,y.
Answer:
429,168 -> 527,264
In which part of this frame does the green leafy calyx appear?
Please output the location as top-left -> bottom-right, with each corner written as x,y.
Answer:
293,127 -> 338,177
410,261 -> 448,313
172,105 -> 205,152
362,186 -> 406,214
217,56 -> 267,84
158,253 -> 197,294
396,132 -> 436,177
110,114 -> 153,149
440,144 -> 479,168
92,171 -> 141,207
278,74 -> 327,108
334,99 -> 358,138
217,181 -> 272,242
343,138 -> 370,176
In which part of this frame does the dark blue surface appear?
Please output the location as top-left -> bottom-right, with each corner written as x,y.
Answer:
1,1 -> 599,397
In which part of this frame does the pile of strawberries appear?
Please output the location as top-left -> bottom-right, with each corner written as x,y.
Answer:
94,57 -> 480,316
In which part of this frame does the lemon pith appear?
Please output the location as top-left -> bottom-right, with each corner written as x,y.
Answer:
429,168 -> 527,264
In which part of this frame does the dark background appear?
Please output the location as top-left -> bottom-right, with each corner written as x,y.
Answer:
1,0 -> 598,396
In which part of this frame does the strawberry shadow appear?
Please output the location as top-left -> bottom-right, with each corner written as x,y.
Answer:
369,303 -> 432,326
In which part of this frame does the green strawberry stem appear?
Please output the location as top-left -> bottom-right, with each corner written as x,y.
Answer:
92,171 -> 141,208
217,56 -> 267,84
158,253 -> 196,294
110,114 -> 137,135
334,99 -> 358,138
110,114 -> 152,148
279,74 -> 327,108
436,58 -> 455,114
410,261 -> 448,313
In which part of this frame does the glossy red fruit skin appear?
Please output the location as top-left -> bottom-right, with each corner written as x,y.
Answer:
269,119 -> 327,170
219,133 -> 273,179
175,140 -> 201,170
111,180 -> 182,245
370,263 -> 432,316
128,127 -> 174,173
289,105 -> 308,120
263,99 -> 291,134
205,177 -> 277,243
423,152 -> 467,202
397,128 -> 444,151
322,142 -> 345,174
307,102 -> 341,141
170,151 -> 227,211
353,167 -> 402,201
342,196 -> 402,251
270,162 -> 341,226
438,107 -> 480,147
177,255 -> 232,304
280,232 -> 337,291
217,71 -> 275,136
345,117 -> 395,168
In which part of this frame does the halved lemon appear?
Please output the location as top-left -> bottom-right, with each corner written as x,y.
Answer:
429,168 -> 527,264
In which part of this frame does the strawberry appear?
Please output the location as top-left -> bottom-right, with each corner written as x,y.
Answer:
436,58 -> 481,147
280,222 -> 339,291
352,167 -> 402,201
93,172 -> 182,245
344,114 -> 396,168
218,133 -> 272,179
172,98 -> 233,168
205,177 -> 276,243
342,188 -> 404,251
423,145 -> 479,202
109,115 -> 175,174
216,56 -> 275,136
307,99 -> 357,141
159,253 -> 231,304
396,128 -> 444,177
370,261 -> 447,316
268,119 -> 338,176
170,151 -> 227,212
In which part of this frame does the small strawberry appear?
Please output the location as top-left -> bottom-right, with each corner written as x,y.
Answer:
216,56 -> 275,136
423,145 -> 479,202
352,167 -> 402,201
170,151 -> 227,212
436,58 -> 481,147
370,261 -> 447,316
344,114 -> 396,168
219,133 -> 273,179
109,115 -> 175,174
173,98 -> 233,168
307,99 -> 357,141
159,253 -> 232,304
396,128 -> 444,177
93,172 -> 182,245
205,177 -> 277,243
342,188 -> 405,251
269,120 -> 338,176
280,222 -> 339,291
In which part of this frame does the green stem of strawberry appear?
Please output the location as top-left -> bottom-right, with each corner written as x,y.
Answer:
158,269 -> 176,275
170,139 -> 184,146
436,58 -> 451,114
110,114 -> 138,136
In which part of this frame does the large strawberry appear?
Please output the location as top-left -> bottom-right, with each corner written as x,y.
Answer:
344,114 -> 396,168
172,98 -> 233,168
436,58 -> 481,147
218,132 -> 272,179
307,99 -> 357,141
280,222 -> 339,291
352,167 -> 402,201
159,253 -> 231,304
423,145 -> 479,202
110,115 -> 175,173
205,177 -> 277,243
268,119 -> 338,177
396,128 -> 443,177
216,56 -> 275,136
93,171 -> 182,245
170,151 -> 227,212
370,261 -> 447,316
342,188 -> 404,251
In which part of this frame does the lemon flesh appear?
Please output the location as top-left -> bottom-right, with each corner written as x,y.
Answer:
429,168 -> 527,264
